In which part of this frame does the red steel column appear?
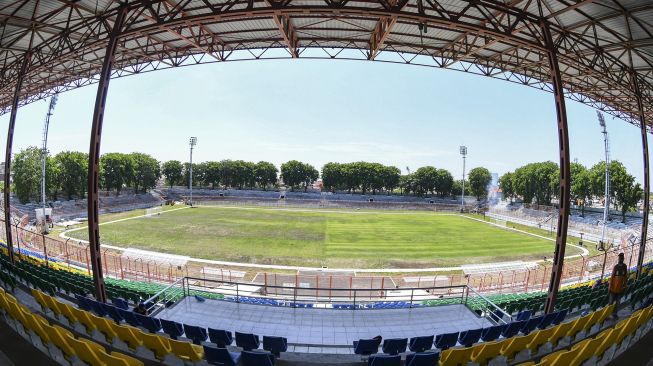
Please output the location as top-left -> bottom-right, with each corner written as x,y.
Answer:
632,72 -> 650,279
4,52 -> 31,263
87,7 -> 127,303
542,21 -> 571,314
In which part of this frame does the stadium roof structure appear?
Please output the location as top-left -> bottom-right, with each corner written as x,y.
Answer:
0,0 -> 652,312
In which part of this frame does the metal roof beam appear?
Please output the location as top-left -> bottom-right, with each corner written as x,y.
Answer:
368,16 -> 397,60
272,14 -> 299,58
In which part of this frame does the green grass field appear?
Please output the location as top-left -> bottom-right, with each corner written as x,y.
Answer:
64,206 -> 581,268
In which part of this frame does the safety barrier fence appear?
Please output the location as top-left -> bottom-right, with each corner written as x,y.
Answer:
1,216 -> 652,300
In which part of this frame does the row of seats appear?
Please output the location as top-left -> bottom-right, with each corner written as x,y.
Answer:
519,302 -> 653,366
0,287 -> 143,366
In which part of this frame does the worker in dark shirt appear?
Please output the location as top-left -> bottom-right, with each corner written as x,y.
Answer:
133,302 -> 149,316
608,253 -> 628,320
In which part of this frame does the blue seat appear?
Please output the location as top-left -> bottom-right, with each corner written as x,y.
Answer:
537,312 -> 557,330
480,325 -> 505,342
134,314 -> 161,333
406,352 -> 440,366
184,324 -> 208,345
204,345 -> 241,366
89,300 -> 107,317
104,304 -> 124,324
208,328 -> 233,347
434,332 -> 459,350
353,338 -> 381,356
409,336 -> 434,352
235,332 -> 260,351
111,297 -> 129,310
241,350 -> 274,366
551,309 -> 568,325
161,319 -> 184,340
75,295 -> 92,311
368,354 -> 400,366
516,310 -> 531,321
502,321 -> 526,338
520,315 -> 543,335
458,328 -> 482,347
263,336 -> 287,357
118,309 -> 141,327
382,338 -> 407,355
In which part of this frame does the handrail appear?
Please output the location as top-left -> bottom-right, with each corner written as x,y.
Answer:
143,276 -> 184,310
467,285 -> 513,324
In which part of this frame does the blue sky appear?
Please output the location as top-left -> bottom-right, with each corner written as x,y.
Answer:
0,59 -> 648,182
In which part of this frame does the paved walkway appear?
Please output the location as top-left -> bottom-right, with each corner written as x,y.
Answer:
157,298 -> 491,352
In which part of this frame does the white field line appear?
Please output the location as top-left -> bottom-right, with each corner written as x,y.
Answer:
200,205 -> 458,216
58,205 -> 587,273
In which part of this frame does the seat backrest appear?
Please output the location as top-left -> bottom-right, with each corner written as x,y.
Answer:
208,328 -> 233,347
354,338 -> 380,355
135,314 -> 161,332
458,328 -> 482,347
140,331 -> 172,359
263,336 -> 288,353
516,310 -> 531,321
161,319 -> 184,339
119,309 -> 141,327
114,324 -> 143,349
381,338 -> 407,355
552,309 -> 568,325
502,321 -> 526,338
440,346 -> 473,365
521,315 -> 543,334
368,354 -> 401,366
409,335 -> 434,352
204,345 -> 238,366
405,352 -> 440,366
481,325 -> 505,342
169,338 -> 204,362
183,323 -> 208,344
435,332 -> 459,350
235,332 -> 260,350
241,350 -> 274,366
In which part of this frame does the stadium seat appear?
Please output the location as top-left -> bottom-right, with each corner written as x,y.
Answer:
114,324 -> 143,350
112,297 -> 130,310
470,340 -> 503,366
103,351 -> 145,366
105,304 -> 125,324
235,332 -> 260,351
548,320 -> 575,348
139,331 -> 172,360
566,314 -> 591,340
118,309 -> 141,328
353,338 -> 381,356
368,354 -> 400,366
382,338 -> 407,355
405,351 -> 439,366
500,333 -> 536,361
502,321 -> 526,338
241,350 -> 275,366
183,324 -> 208,345
551,309 -> 568,325
480,325 -> 505,342
263,336 -> 287,357
161,319 -> 184,340
208,328 -> 233,347
458,328 -> 482,347
134,314 -> 161,333
204,345 -> 241,366
537,312 -> 558,330
520,315 -> 543,335
435,332 -> 459,350
440,346 -> 473,366
516,310 -> 531,321
525,326 -> 556,354
409,335 -> 434,352
168,338 -> 205,362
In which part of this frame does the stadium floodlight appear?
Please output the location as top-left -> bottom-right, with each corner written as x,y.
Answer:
40,94 -> 58,234
460,146 -> 467,211
597,112 -> 610,250
189,137 -> 197,207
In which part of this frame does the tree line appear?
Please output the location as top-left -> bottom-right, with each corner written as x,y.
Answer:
12,146 -> 494,204
499,160 -> 643,222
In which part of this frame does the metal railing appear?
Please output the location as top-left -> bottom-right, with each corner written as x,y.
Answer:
464,285 -> 513,324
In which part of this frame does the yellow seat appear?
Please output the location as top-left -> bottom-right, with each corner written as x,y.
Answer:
596,304 -> 615,326
440,346 -> 473,366
614,315 -> 639,346
89,314 -> 118,342
500,333 -> 536,361
583,309 -> 603,330
42,294 -> 64,317
31,289 -> 48,312
69,306 -> 96,334
58,302 -> 79,326
525,327 -> 556,353
139,330 -> 172,360
114,324 -> 143,350
569,331 -> 608,366
539,348 -> 577,365
566,314 -> 590,339
107,351 -> 145,366
46,324 -> 77,360
169,338 -> 205,362
470,340 -> 503,366
67,335 -> 108,366
23,311 -> 50,345
593,328 -> 618,361
547,320 -> 573,347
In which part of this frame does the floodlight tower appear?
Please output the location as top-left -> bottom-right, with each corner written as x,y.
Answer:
189,137 -> 197,207
41,94 -> 58,233
460,146 -> 467,211
598,111 -> 610,249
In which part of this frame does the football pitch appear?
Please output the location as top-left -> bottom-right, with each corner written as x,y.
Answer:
64,206 -> 581,268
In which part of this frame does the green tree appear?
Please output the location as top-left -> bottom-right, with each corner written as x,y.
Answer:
281,160 -> 317,192
499,172 -> 514,202
54,151 -> 88,200
435,169 -> 454,197
254,161 -> 278,190
161,160 -> 183,188
468,167 -> 492,200
321,162 -> 343,192
570,163 -> 592,216
130,153 -> 160,193
100,153 -> 132,195
413,166 -> 438,196
619,182 -> 643,223
45,155 -> 61,201
381,166 -> 401,195
203,161 -> 222,189
12,147 -> 42,203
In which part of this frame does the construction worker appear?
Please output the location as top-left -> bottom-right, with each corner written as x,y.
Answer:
608,252 -> 628,319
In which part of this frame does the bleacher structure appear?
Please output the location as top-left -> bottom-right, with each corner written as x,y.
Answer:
1,243 -> 653,365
